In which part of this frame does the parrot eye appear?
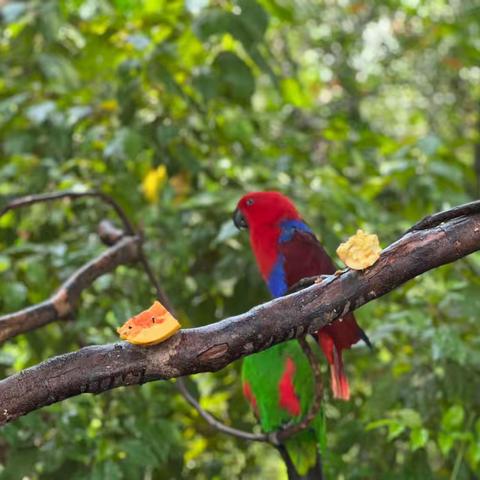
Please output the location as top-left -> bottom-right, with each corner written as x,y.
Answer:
246,198 -> 255,206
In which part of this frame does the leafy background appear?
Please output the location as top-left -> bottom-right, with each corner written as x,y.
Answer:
0,0 -> 479,478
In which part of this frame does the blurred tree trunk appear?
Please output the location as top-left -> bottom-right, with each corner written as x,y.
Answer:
475,103 -> 480,196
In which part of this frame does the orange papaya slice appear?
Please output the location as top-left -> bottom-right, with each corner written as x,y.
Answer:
117,301 -> 180,346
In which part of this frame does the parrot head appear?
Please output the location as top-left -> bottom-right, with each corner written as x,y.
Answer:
233,191 -> 300,232
233,191 -> 304,280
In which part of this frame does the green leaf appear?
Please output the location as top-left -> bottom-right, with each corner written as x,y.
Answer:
121,439 -> 160,468
36,54 -> 79,93
237,0 -> 269,43
396,409 -> 422,429
281,78 -> 309,107
91,461 -> 123,480
1,2 -> 28,23
0,93 -> 29,124
442,405 -> 465,430
0,254 -> 11,273
438,431 -> 454,455
212,51 -> 255,104
104,128 -> 144,160
387,421 -> 406,441
193,9 -> 233,40
193,69 -> 219,101
410,428 -> 429,451
467,441 -> 480,469
214,220 -> 239,243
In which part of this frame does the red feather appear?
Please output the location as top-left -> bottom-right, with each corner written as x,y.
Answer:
278,357 -> 301,416
318,331 -> 350,400
243,380 -> 258,414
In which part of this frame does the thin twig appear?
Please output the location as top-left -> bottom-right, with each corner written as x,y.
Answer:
126,208 -> 326,444
0,191 -> 136,235
137,249 -> 175,313
175,377 -> 268,442
126,220 -> 272,442
0,191 -> 273,439
134,244 -> 264,443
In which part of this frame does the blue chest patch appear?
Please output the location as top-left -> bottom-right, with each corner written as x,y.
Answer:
267,255 -> 287,297
278,219 -> 313,243
267,220 -> 312,298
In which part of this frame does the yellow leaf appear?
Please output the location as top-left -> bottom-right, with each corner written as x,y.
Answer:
117,301 -> 181,346
142,165 -> 167,203
336,229 -> 382,270
99,99 -> 118,112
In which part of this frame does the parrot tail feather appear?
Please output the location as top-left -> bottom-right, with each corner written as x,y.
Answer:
330,344 -> 350,400
318,330 -> 351,400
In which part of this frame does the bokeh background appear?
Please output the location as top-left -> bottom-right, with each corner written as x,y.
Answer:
0,0 -> 479,478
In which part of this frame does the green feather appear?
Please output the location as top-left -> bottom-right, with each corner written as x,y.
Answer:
242,340 -> 326,475
285,429 -> 318,476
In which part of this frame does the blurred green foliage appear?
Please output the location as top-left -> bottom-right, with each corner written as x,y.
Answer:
1,0 -> 479,478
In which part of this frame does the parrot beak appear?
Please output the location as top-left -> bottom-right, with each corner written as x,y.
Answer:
233,208 -> 248,230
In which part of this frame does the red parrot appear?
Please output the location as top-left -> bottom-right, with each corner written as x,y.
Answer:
233,191 -> 370,400
233,192 -> 370,478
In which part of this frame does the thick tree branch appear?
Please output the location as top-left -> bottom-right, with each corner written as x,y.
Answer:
0,209 -> 479,425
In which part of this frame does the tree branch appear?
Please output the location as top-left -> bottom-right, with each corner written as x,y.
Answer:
175,378 -> 268,442
0,190 -> 136,234
0,231 -> 141,344
0,208 -> 478,425
405,199 -> 480,233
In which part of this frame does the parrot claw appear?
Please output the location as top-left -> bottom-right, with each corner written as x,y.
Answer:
315,274 -> 334,283
287,275 -> 332,294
